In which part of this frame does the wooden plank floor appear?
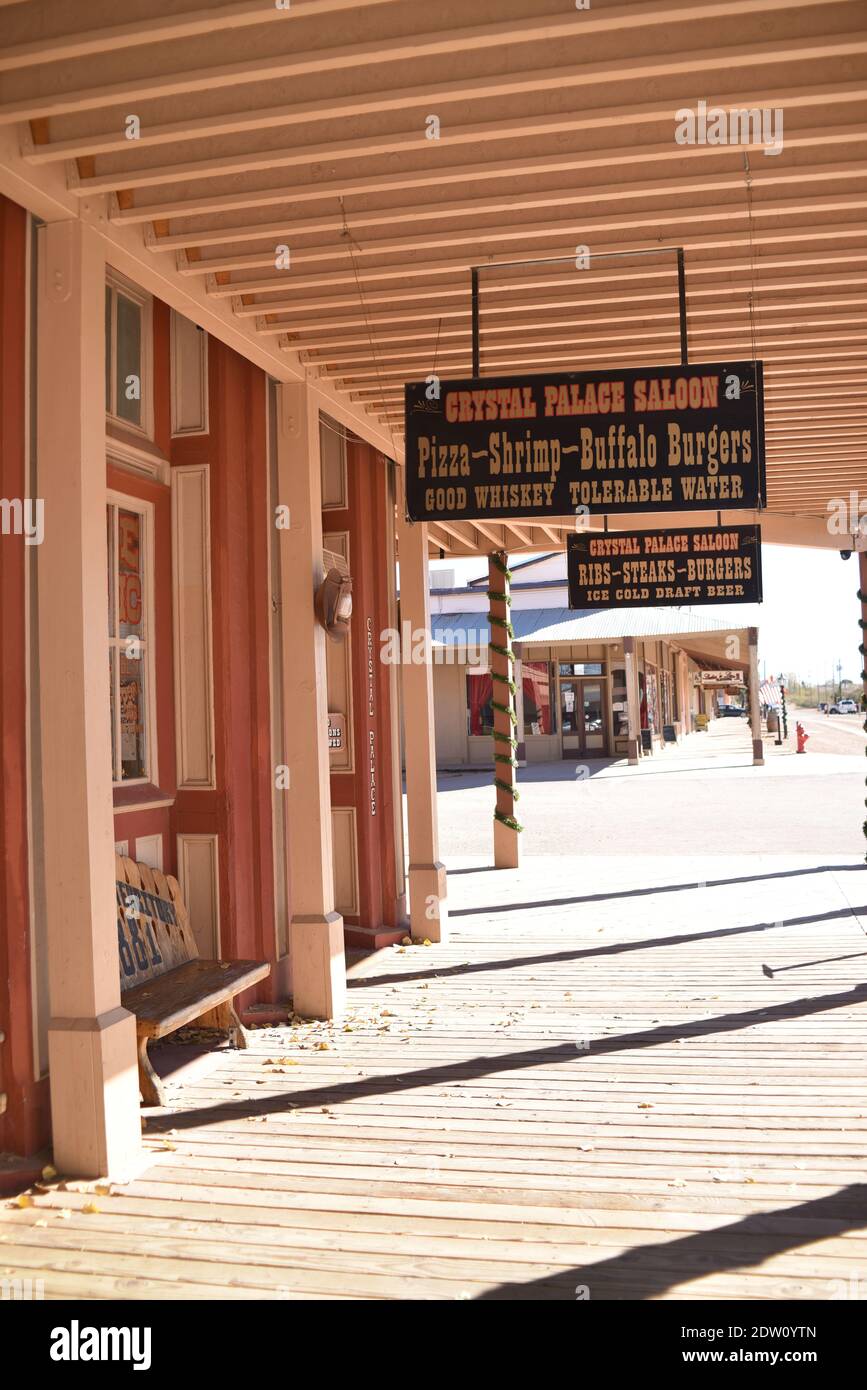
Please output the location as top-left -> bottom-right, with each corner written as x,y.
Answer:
3,852 -> 867,1300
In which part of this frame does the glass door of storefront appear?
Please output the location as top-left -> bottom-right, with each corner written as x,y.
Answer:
560,679 -> 606,757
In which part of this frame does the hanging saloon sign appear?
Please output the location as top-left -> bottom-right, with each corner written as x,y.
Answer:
566,524 -> 763,609
404,361 -> 764,522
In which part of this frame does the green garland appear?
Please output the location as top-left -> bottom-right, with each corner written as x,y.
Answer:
859,589 -> 867,862
494,777 -> 521,800
488,551 -> 522,833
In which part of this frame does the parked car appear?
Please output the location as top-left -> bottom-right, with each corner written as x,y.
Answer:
719,705 -> 746,717
830,698 -> 858,715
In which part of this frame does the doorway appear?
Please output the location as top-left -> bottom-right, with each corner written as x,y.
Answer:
560,678 -> 607,757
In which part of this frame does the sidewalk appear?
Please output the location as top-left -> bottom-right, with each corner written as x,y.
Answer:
2,849 -> 866,1299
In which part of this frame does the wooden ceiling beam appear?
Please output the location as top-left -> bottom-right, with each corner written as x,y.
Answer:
29,76 -> 866,169
110,125 -> 867,223
0,0 -> 404,74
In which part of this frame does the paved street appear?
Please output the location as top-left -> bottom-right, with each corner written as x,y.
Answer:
431,718 -> 865,860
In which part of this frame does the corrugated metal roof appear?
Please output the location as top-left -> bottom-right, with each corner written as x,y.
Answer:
430,608 -> 740,647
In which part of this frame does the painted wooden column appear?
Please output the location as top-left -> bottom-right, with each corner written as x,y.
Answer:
489,552 -> 520,868
859,553 -> 867,864
276,382 -> 346,1018
859,553 -> 867,709
396,471 -> 447,941
747,625 -> 764,766
623,635 -> 641,765
37,220 -> 141,1177
677,649 -> 691,737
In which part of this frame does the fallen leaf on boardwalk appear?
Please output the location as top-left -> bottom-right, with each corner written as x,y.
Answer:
95,1184 -> 111,1196
34,1219 -> 48,1228
15,1193 -> 33,1208
668,1179 -> 687,1188
315,1042 -> 330,1051
155,1141 -> 177,1151
401,937 -> 412,946
82,1202 -> 100,1214
41,1164 -> 58,1182
638,1103 -> 653,1110
422,939 -> 432,947
59,1209 -> 72,1220
32,1183 -> 51,1195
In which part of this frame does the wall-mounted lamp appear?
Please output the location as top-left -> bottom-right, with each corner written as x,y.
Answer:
315,568 -> 353,640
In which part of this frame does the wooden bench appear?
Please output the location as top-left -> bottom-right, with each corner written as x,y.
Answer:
115,856 -> 270,1106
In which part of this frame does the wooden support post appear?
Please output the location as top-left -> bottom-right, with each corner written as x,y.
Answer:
677,648 -> 690,738
37,221 -> 141,1177
395,472 -> 447,940
859,553 -> 867,708
276,383 -> 346,1018
624,636 -> 641,765
748,626 -> 764,766
859,553 -> 867,863
489,553 -> 520,868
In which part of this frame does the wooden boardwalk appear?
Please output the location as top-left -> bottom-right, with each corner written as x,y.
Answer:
3,852 -> 867,1300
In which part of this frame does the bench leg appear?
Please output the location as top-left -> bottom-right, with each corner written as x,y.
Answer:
137,1033 -> 166,1107
212,999 -> 249,1050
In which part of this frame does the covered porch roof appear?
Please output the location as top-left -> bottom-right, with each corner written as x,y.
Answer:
1,0 -> 864,559
431,605 -> 749,665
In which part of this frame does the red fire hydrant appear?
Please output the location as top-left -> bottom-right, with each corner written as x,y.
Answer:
796,721 -> 809,754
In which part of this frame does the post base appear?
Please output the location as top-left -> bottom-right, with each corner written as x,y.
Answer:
494,817 -> 520,869
290,912 -> 346,1019
47,1005 -> 141,1179
407,861 -> 448,942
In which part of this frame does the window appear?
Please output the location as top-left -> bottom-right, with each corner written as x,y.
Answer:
558,661 -> 603,677
611,667 -> 628,737
466,672 -> 494,735
107,498 -> 155,783
522,661 -> 555,735
105,273 -> 152,435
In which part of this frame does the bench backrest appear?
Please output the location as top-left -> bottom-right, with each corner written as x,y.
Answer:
115,855 -> 199,992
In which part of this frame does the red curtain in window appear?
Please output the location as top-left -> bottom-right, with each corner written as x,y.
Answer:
467,673 -> 493,735
522,661 -> 552,734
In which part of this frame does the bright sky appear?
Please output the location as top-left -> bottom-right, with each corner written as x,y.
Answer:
427,545 -> 862,689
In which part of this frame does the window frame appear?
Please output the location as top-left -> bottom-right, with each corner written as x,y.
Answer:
522,659 -> 556,737
107,489 -> 158,788
105,268 -> 154,441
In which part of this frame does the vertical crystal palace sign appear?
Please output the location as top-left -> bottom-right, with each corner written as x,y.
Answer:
404,362 -> 764,521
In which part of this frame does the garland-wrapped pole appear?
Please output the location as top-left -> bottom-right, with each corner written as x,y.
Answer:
859,554 -> 867,863
488,551 -> 521,868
